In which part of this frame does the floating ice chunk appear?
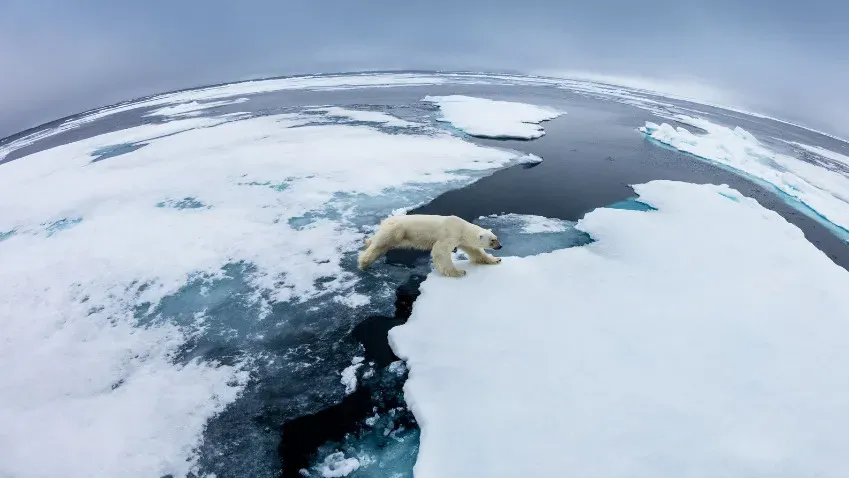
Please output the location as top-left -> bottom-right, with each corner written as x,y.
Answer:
640,117 -> 849,236
306,107 -> 419,128
789,141 -> 849,168
422,95 -> 562,139
145,98 -> 249,117
316,452 -> 360,477
390,180 -> 849,478
365,413 -> 380,427
340,357 -> 365,395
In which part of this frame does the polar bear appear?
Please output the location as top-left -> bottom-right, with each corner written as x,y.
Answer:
358,214 -> 502,277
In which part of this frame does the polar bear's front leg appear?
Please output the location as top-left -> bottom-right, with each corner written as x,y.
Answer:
432,241 -> 465,277
460,245 -> 501,265
358,242 -> 390,270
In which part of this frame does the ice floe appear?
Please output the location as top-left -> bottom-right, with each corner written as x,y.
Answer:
0,110 -> 535,477
641,117 -> 849,236
422,95 -> 562,139
390,180 -> 849,478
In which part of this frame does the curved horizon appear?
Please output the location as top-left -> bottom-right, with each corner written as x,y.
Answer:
2,69 -> 846,145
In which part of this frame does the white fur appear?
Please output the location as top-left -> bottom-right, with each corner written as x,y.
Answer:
358,214 -> 502,277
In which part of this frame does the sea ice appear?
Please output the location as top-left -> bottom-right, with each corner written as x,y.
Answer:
422,95 -> 562,139
0,110 -> 535,477
306,107 -> 420,128
641,117 -> 849,236
390,180 -> 849,478
789,141 -> 849,168
145,98 -> 249,117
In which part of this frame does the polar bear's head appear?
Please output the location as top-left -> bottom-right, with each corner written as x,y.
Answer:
478,229 -> 502,250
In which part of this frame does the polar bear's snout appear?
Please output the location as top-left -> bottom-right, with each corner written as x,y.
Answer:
479,229 -> 502,250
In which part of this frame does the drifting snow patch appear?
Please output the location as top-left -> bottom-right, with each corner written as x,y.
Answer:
306,107 -> 419,128
390,180 -> 849,478
641,117 -> 849,236
422,95 -> 562,139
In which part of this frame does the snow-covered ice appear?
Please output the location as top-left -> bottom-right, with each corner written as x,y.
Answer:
0,109 -> 536,478
306,107 -> 420,128
390,180 -> 849,478
422,95 -> 562,139
641,117 -> 849,236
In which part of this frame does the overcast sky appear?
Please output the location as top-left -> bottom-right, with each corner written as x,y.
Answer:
2,0 -> 847,139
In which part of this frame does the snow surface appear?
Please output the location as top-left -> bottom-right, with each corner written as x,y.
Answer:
641,117 -> 849,236
390,180 -> 849,478
306,107 -> 420,128
0,110 -> 536,478
422,95 -> 562,139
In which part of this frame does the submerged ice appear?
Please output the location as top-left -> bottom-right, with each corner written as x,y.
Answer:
389,180 -> 849,478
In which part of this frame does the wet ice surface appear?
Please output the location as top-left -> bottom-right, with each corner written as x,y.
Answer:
2,72 -> 849,478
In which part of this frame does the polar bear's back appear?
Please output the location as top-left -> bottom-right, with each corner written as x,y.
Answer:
380,214 -> 473,249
